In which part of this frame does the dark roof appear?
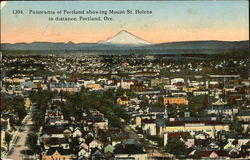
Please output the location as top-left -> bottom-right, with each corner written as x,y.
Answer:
165,120 -> 226,126
168,132 -> 191,138
45,147 -> 72,156
148,107 -> 165,113
43,137 -> 68,145
198,150 -> 228,158
114,144 -> 146,155
43,125 -> 64,134
235,110 -> 250,116
205,105 -> 237,110
90,147 -> 104,157
142,119 -> 155,124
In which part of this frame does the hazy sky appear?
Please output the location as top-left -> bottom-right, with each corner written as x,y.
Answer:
1,1 -> 249,44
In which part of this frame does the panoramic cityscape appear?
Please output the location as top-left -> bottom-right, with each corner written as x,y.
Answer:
1,1 -> 250,160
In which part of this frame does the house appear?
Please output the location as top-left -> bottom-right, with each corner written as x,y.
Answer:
79,141 -> 90,152
193,150 -> 228,159
142,119 -> 156,136
205,105 -> 238,116
120,80 -> 135,89
78,147 -> 90,159
49,82 -> 79,92
72,128 -> 82,138
85,137 -> 103,150
42,125 -> 65,138
90,147 -> 105,160
163,96 -> 188,105
193,90 -> 209,96
41,147 -> 74,160
104,144 -> 114,154
116,96 -> 130,105
171,78 -> 184,85
235,110 -> 250,121
113,143 -> 147,160
42,137 -> 70,150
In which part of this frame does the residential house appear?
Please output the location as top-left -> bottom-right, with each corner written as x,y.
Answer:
116,96 -> 130,106
41,147 -> 74,160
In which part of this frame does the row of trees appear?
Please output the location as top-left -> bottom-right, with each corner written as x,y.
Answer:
61,88 -> 131,127
29,88 -> 131,129
2,95 -> 27,126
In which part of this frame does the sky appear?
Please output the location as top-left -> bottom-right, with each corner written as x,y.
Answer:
0,1 -> 249,44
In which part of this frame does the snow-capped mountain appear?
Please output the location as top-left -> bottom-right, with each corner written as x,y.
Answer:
99,30 -> 151,46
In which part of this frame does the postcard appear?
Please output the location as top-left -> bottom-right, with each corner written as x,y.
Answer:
1,1 -> 249,160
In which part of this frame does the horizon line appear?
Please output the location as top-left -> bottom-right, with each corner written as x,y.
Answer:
1,39 -> 249,45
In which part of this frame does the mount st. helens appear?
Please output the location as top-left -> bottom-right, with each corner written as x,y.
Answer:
1,30 -> 249,54
99,30 -> 151,46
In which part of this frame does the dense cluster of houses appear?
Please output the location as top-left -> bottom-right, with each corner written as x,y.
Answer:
1,55 -> 250,159
37,104 -> 147,160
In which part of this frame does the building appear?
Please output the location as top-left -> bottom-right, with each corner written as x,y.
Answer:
235,110 -> 250,122
193,90 -> 209,96
116,94 -> 130,105
49,82 -> 79,92
142,119 -> 157,136
130,84 -> 147,92
151,78 -> 169,87
205,105 -> 238,116
157,118 -> 229,138
163,97 -> 188,105
85,84 -> 103,91
41,148 -> 74,160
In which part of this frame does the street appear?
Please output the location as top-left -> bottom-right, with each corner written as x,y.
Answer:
5,114 -> 33,160
123,124 -> 171,159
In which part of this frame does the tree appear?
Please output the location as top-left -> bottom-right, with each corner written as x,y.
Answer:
139,97 -> 148,111
188,95 -> 207,117
5,132 -> 12,150
26,133 -> 38,151
164,137 -> 186,156
229,119 -> 244,133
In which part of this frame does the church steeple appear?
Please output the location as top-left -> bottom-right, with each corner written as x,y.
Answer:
163,105 -> 168,119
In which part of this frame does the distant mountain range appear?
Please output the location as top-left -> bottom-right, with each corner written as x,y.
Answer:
1,30 -> 249,54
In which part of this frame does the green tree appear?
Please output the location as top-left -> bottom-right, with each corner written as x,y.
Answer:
164,137 -> 186,156
26,133 -> 38,151
229,119 -> 244,133
139,96 -> 149,111
188,95 -> 207,117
